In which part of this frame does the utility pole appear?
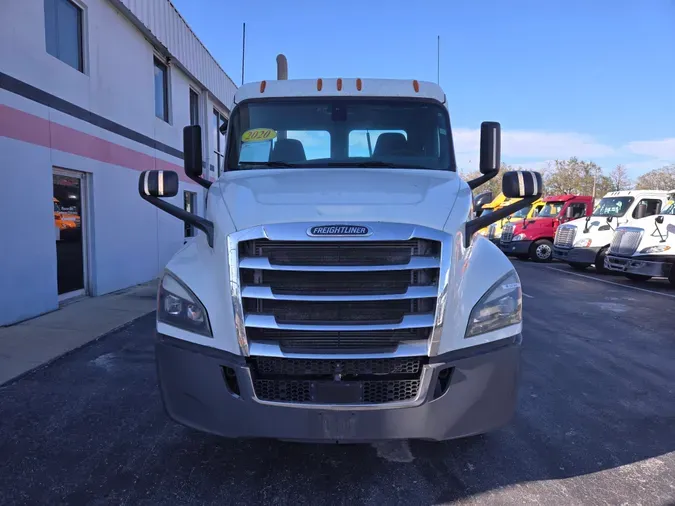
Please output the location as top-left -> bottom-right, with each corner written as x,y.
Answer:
437,35 -> 440,84
241,23 -> 246,85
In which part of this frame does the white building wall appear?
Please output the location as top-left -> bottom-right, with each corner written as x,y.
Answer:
0,0 -> 236,326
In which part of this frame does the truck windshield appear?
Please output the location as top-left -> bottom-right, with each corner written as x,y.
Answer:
593,196 -> 634,217
225,99 -> 454,171
662,201 -> 675,215
511,206 -> 530,219
538,202 -> 564,217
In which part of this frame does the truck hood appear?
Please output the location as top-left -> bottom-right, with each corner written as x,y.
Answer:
216,168 -> 462,231
512,216 -> 556,233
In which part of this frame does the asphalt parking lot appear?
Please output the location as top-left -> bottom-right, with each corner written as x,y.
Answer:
1,260 -> 674,505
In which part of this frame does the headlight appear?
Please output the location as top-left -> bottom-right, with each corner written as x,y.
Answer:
639,245 -> 671,254
465,271 -> 522,338
512,233 -> 525,241
574,238 -> 592,248
158,272 -> 212,337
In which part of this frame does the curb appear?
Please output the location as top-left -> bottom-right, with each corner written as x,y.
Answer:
0,310 -> 155,389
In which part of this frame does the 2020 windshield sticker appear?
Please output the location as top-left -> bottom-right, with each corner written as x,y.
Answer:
242,128 -> 277,143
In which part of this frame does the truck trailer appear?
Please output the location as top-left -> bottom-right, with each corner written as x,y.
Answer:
138,77 -> 543,442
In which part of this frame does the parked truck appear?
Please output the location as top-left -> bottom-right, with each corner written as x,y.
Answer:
604,198 -> 675,285
499,194 -> 593,262
487,197 -> 545,245
552,190 -> 674,272
137,77 -> 543,442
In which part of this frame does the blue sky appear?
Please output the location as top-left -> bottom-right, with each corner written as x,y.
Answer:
172,0 -> 675,177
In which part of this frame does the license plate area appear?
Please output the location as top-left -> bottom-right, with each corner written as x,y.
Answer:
311,382 -> 363,404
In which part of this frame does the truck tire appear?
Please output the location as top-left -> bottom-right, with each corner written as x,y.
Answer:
594,247 -> 609,274
625,273 -> 652,282
529,239 -> 553,263
569,262 -> 590,271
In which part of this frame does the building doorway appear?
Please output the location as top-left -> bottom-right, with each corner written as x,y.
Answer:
53,169 -> 88,300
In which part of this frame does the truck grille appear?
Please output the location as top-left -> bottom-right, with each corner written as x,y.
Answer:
500,223 -> 514,243
608,228 -> 643,257
488,224 -> 500,240
238,238 -> 441,353
554,225 -> 576,249
250,357 -> 424,404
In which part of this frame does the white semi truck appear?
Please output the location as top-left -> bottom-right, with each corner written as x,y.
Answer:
552,190 -> 674,272
138,77 -> 543,442
604,199 -> 675,285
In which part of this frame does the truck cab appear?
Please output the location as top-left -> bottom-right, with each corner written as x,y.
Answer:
487,197 -> 544,245
552,190 -> 674,272
499,194 -> 593,262
137,77 -> 543,442
604,198 -> 675,285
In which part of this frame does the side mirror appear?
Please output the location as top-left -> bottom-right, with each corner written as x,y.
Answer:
138,170 -> 215,247
656,215 -> 664,224
479,122 -> 501,174
474,191 -> 493,217
139,170 -> 179,198
501,171 -> 543,198
219,117 -> 229,134
183,126 -> 211,189
565,206 -> 574,219
464,170 -> 543,247
467,122 -> 501,190
635,202 -> 648,219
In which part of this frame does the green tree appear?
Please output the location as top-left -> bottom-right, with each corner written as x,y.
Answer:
544,157 -> 612,198
634,165 -> 675,191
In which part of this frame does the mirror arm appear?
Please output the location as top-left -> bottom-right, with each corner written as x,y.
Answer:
465,194 -> 541,248
187,172 -> 212,190
139,193 -> 215,248
467,170 -> 499,190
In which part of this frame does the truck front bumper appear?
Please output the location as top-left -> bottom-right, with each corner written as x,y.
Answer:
499,240 -> 531,256
553,246 -> 600,264
155,333 -> 522,442
605,254 -> 674,277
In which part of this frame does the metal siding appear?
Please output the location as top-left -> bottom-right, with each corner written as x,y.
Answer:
116,0 -> 236,109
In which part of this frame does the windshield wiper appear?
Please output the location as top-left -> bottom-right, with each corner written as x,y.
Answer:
238,161 -> 298,169
315,161 -> 436,170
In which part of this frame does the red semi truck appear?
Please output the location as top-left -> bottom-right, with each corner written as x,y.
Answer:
499,194 -> 594,262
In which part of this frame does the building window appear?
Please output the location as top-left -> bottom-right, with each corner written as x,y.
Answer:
189,89 -> 200,126
184,191 -> 197,237
154,58 -> 169,122
44,0 -> 84,72
212,109 -> 227,176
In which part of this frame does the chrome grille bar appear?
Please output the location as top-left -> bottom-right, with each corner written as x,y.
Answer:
244,313 -> 436,331
239,256 -> 440,271
241,285 -> 438,301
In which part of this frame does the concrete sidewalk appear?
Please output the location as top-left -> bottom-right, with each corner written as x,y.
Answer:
0,280 -> 158,386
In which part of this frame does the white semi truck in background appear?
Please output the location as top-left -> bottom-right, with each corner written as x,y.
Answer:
137,76 -> 543,442
605,199 -> 675,285
552,190 -> 674,272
